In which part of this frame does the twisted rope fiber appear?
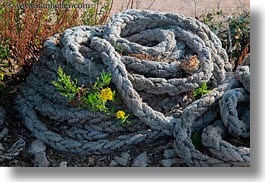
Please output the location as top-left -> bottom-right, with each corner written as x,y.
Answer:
15,10 -> 250,166
236,54 -> 250,92
16,26 -> 165,155
201,120 -> 250,166
105,10 -> 232,88
0,106 -> 26,161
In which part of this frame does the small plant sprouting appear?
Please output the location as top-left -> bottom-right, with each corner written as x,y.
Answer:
193,82 -> 210,97
52,67 -> 80,101
53,67 -> 129,124
116,110 -> 130,125
191,131 -> 202,148
114,43 -> 125,55
94,71 -> 112,89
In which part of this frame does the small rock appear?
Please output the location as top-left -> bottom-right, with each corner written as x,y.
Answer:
0,143 -> 5,151
132,152 -> 148,167
88,157 -> 95,164
28,140 -> 49,167
163,149 -> 177,159
183,95 -> 188,102
0,128 -> 8,138
109,160 -> 119,167
59,161 -> 68,167
28,140 -> 46,154
114,152 -> 130,166
34,152 -> 50,167
161,159 -> 175,167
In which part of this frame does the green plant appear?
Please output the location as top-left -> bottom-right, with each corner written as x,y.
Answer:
84,71 -> 115,112
191,131 -> 202,148
226,13 -> 250,68
198,9 -> 225,35
0,41 -> 10,87
0,0 -> 80,68
114,43 -> 125,54
81,0 -> 113,26
0,42 -> 9,61
52,67 -> 81,101
116,110 -> 130,124
94,71 -> 112,89
193,82 -> 210,97
53,67 -> 129,124
198,9 -> 250,69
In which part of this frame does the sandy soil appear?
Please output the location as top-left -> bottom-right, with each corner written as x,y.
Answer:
109,0 -> 250,17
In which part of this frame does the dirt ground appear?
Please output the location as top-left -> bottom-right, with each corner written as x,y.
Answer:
110,0 -> 250,17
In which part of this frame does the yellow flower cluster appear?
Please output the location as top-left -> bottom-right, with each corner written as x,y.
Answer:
0,73 -> 4,80
116,110 -> 126,119
98,87 -> 113,102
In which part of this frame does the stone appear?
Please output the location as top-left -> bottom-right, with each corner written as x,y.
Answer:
33,152 -> 50,167
28,140 -> 49,167
160,159 -> 176,167
0,128 -> 8,138
59,161 -> 68,167
109,160 -> 119,167
28,140 -> 46,154
0,143 -> 4,151
132,152 -> 148,167
114,152 -> 130,166
88,157 -> 96,164
163,149 -> 177,159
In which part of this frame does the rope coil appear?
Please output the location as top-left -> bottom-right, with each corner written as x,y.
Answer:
15,10 -> 250,166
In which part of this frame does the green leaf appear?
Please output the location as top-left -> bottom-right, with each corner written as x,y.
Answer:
52,67 -> 81,101
191,131 -> 202,148
193,82 -> 210,97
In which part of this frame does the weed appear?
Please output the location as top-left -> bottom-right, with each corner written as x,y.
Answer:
52,67 -> 80,101
198,9 -> 250,69
191,131 -> 202,148
94,71 -> 112,89
193,82 -> 210,98
53,67 -> 129,124
116,110 -> 130,124
0,41 -> 10,88
81,0 -> 113,26
114,43 -> 125,55
0,0 -> 80,68
0,41 -> 9,61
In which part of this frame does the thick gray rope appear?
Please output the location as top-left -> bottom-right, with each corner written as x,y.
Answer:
91,37 -> 174,132
15,10 -> 250,166
15,28 -> 166,155
91,36 -> 249,166
173,75 -> 249,166
219,88 -> 250,138
0,138 -> 26,161
236,54 -> 250,92
16,94 -> 163,155
104,10 -> 232,87
0,107 -> 25,161
105,10 -> 215,96
202,120 -> 250,165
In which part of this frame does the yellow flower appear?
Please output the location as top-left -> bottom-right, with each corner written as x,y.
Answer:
0,73 -> 4,81
98,87 -> 113,102
116,110 -> 126,119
